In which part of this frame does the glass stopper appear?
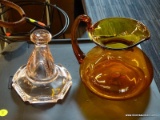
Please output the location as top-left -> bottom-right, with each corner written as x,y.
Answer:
26,29 -> 58,85
12,29 -> 72,103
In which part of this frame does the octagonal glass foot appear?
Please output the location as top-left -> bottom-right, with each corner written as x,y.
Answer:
12,64 -> 72,104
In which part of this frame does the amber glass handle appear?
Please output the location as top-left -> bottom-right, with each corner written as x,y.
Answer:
71,14 -> 92,64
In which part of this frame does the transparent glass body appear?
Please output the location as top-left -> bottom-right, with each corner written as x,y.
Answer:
71,15 -> 153,100
12,29 -> 72,103
80,46 -> 153,100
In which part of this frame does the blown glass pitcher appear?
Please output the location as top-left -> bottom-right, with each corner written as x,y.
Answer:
71,15 -> 153,100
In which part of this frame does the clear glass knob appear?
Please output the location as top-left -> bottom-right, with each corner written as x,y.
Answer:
12,29 -> 72,103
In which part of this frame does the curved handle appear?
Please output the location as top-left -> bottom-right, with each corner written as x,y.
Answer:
0,0 -> 26,28
71,14 -> 92,64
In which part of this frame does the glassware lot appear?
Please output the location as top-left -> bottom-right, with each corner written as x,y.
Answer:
0,0 -> 160,119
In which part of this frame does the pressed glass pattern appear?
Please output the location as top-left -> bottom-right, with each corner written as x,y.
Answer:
12,29 -> 72,103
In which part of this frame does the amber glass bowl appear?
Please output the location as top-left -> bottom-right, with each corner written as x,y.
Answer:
80,46 -> 153,100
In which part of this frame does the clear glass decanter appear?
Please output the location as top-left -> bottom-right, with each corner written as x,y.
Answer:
12,29 -> 72,103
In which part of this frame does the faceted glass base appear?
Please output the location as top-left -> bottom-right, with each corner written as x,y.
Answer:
12,64 -> 72,104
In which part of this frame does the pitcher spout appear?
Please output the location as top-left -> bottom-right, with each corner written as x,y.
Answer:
88,17 -> 150,49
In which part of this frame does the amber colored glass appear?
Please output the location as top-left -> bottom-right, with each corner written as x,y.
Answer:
80,46 -> 153,100
89,17 -> 150,49
71,15 -> 153,100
